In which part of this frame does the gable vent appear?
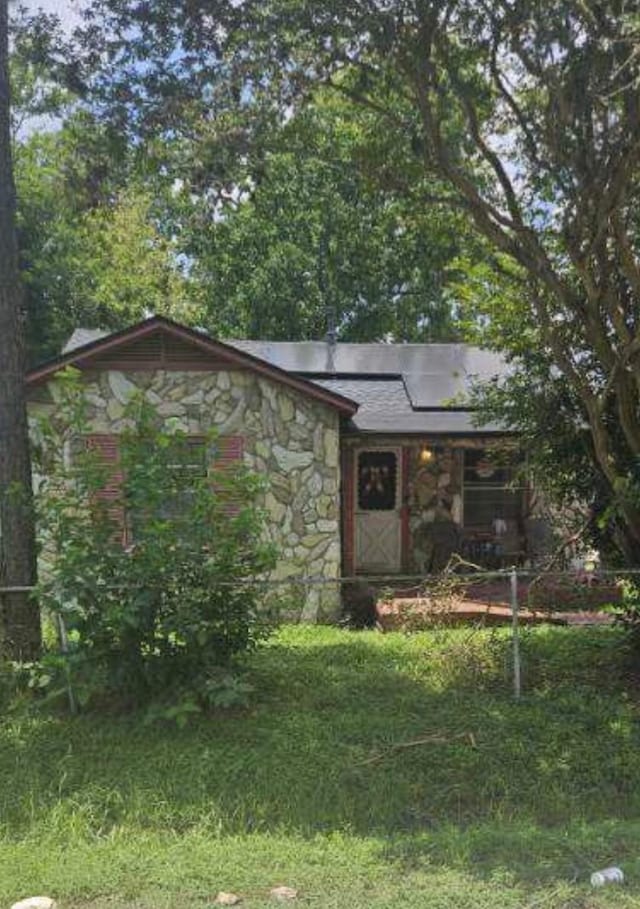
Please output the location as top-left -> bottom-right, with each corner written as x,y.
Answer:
88,330 -> 238,371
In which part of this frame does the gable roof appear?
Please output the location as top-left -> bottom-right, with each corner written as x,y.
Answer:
47,320 -> 511,435
27,316 -> 358,416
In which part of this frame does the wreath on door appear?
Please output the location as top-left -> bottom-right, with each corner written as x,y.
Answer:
360,464 -> 391,496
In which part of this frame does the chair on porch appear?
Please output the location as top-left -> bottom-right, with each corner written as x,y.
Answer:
413,519 -> 461,575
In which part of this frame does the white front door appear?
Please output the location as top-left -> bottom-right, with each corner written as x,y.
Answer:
354,448 -> 402,573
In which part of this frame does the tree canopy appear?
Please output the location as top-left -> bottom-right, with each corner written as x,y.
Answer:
11,3 -> 478,358
175,97 -> 473,341
15,124 -> 198,361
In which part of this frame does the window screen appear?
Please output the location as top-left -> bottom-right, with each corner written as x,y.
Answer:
463,449 -> 523,529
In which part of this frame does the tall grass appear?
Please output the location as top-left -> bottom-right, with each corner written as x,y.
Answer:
0,625 -> 637,908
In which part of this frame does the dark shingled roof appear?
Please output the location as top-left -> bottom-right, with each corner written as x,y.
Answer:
311,378 -> 505,434
311,378 -> 414,415
232,341 -> 508,434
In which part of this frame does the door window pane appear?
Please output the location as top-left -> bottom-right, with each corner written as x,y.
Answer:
357,451 -> 397,511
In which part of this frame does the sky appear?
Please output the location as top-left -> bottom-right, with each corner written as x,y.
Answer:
16,0 -> 82,135
22,0 -> 80,31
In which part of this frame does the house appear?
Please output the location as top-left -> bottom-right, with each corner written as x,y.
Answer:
26,315 -> 535,620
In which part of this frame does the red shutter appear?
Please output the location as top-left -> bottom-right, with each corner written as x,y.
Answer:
85,434 -> 127,544
210,436 -> 245,514
212,435 -> 244,468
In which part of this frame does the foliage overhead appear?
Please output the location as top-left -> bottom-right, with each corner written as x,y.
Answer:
181,97 -> 473,341
14,121 -> 201,363
11,4 -> 479,358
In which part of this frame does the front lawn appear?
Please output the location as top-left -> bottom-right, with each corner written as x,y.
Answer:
1,625 -> 638,908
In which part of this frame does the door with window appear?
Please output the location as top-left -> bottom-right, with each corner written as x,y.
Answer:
354,448 -> 402,573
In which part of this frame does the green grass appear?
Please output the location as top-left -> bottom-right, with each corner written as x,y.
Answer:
1,625 -> 639,908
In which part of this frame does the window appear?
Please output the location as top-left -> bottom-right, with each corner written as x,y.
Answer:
144,436 -> 207,525
86,433 -> 244,543
357,450 -> 397,511
463,448 -> 524,530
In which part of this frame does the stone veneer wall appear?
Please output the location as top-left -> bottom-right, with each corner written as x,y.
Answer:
407,446 -> 464,526
29,368 -> 342,621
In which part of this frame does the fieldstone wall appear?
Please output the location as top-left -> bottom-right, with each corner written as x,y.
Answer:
406,445 -> 464,573
29,368 -> 342,620
408,447 -> 464,525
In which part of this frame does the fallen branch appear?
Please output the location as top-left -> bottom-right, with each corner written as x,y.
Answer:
355,731 -> 477,766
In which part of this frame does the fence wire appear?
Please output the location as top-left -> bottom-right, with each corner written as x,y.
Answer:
1,561 -> 637,709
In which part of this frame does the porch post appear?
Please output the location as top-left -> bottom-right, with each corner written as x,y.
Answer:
401,446 -> 411,572
341,446 -> 355,577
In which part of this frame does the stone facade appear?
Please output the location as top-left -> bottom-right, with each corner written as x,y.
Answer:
407,446 -> 464,525
29,368 -> 342,620
406,444 -> 464,573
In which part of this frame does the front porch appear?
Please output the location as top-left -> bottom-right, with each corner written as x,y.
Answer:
340,437 -> 541,578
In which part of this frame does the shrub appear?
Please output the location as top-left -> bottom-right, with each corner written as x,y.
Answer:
33,372 -> 278,712
613,578 -> 640,653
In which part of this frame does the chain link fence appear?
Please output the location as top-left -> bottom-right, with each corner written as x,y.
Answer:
0,562 -> 636,710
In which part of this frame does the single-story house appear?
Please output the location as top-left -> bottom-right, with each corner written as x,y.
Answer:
26,315 -> 540,619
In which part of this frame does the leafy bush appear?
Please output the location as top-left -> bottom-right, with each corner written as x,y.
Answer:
613,578 -> 640,652
33,372 -> 278,713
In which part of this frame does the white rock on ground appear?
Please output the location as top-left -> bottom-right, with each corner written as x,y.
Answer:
11,898 -> 57,909
269,886 -> 298,901
214,892 -> 242,905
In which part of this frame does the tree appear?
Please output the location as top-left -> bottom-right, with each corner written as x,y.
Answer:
179,97 -> 473,341
456,256 -> 622,558
76,0 -> 640,562
12,69 -> 472,351
35,381 -> 277,713
15,122 -> 198,363
9,5 -> 76,137
0,0 -> 40,658
11,5 -> 475,353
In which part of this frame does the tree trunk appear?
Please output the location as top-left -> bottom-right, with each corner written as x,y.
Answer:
0,0 -> 41,659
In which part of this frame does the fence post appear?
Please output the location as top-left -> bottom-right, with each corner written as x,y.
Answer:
510,566 -> 521,700
55,612 -> 77,716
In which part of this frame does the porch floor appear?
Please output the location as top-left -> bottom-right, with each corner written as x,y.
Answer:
368,575 -> 620,630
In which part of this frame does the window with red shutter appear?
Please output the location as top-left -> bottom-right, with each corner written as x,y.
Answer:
85,434 -> 127,544
209,435 -> 245,514
129,436 -> 208,537
83,434 -> 246,541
